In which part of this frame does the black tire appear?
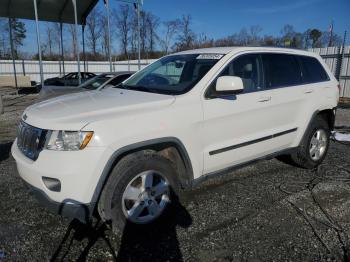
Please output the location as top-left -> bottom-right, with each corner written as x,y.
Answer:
278,116 -> 330,169
35,84 -> 42,93
98,151 -> 180,233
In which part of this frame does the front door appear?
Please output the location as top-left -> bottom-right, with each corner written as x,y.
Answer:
200,53 -> 298,174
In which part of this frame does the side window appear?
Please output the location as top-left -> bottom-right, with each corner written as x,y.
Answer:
70,73 -> 78,79
262,54 -> 302,88
65,73 -> 74,79
83,73 -> 91,79
211,54 -> 262,95
300,56 -> 329,83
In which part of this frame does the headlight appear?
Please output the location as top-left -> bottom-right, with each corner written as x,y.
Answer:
46,131 -> 93,151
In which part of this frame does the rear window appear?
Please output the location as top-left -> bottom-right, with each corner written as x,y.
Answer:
300,56 -> 329,83
262,54 -> 302,89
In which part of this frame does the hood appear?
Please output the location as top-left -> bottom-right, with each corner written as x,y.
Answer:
24,88 -> 175,130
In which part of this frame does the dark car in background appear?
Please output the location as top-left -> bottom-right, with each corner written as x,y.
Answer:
37,71 -> 134,101
42,72 -> 96,87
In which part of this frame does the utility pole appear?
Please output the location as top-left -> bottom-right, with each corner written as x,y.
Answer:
117,0 -> 143,70
8,18 -> 18,89
328,20 -> 334,47
136,2 -> 141,70
104,0 -> 113,72
340,30 -> 347,97
33,0 -> 44,89
72,0 -> 81,85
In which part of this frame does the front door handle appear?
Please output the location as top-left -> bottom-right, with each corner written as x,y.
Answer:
304,89 -> 314,94
258,96 -> 271,102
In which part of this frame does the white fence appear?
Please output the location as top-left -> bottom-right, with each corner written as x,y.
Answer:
0,59 -> 155,83
0,46 -> 350,97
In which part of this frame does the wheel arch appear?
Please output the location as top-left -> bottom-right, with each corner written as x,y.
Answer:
89,137 -> 194,213
300,108 -> 336,145
318,108 -> 336,130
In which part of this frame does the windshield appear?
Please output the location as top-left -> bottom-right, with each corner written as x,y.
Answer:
79,74 -> 112,90
121,54 -> 223,95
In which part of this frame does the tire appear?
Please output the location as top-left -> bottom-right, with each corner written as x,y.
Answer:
35,84 -> 42,93
278,116 -> 330,169
98,151 -> 180,232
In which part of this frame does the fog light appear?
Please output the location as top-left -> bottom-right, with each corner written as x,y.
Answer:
42,177 -> 61,192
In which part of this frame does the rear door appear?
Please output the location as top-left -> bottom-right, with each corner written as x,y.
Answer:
260,53 -> 308,147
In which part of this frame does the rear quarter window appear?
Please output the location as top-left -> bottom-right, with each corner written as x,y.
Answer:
300,56 -> 329,83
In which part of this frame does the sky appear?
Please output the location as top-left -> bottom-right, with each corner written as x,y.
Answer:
21,0 -> 350,54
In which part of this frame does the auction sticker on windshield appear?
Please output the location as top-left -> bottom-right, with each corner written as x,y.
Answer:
196,54 -> 224,60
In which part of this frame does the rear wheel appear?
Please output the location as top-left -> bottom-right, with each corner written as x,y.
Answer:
98,151 -> 179,232
277,116 -> 330,169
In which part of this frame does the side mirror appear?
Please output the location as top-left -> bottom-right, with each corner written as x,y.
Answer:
216,76 -> 244,94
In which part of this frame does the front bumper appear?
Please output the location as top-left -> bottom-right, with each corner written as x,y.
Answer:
11,140 -> 113,221
23,180 -> 91,223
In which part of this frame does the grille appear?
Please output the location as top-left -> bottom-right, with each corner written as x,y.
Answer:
17,121 -> 47,161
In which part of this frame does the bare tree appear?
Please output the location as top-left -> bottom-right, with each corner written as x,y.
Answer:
0,18 -> 8,58
194,33 -> 214,48
214,34 -> 239,47
139,11 -> 147,56
86,8 -> 102,58
46,25 -> 54,57
67,24 -> 78,59
249,25 -> 262,45
146,12 -> 159,54
100,15 -> 111,60
175,15 -> 196,51
237,28 -> 250,46
52,23 -> 62,56
319,31 -> 342,47
161,19 -> 180,54
43,23 -> 63,59
115,5 -> 131,59
129,11 -> 138,59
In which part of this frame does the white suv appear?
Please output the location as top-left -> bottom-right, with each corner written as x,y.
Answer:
12,47 -> 338,231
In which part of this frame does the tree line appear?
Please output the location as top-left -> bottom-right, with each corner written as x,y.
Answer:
0,5 -> 345,61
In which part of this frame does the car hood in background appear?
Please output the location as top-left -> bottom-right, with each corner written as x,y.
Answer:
37,85 -> 86,102
24,88 -> 176,130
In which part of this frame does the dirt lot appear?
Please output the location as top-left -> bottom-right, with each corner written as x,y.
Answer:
0,93 -> 350,261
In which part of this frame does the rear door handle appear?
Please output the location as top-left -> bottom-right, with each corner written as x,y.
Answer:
258,96 -> 271,102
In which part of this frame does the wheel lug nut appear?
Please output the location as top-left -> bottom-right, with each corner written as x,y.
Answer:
148,200 -> 152,205
140,201 -> 144,206
151,191 -> 155,196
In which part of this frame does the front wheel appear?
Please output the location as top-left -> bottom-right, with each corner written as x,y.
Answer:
98,151 -> 179,232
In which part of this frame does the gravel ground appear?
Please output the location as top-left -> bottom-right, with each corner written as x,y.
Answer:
0,93 -> 350,262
